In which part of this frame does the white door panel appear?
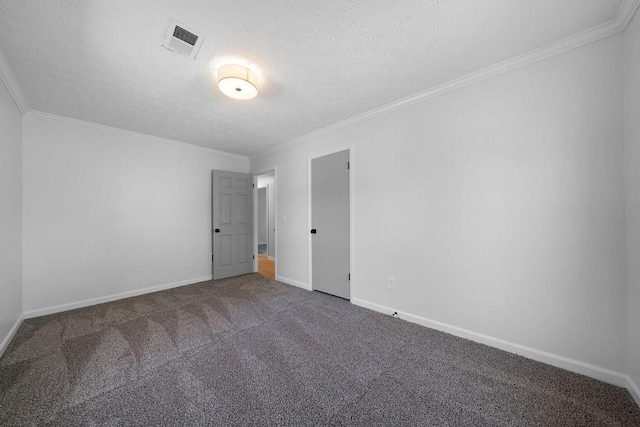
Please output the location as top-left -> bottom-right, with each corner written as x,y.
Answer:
213,170 -> 253,279
311,150 -> 350,299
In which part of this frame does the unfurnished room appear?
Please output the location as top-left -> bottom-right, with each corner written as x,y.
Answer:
2,0 -> 640,425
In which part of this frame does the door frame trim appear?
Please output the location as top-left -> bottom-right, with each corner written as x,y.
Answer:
308,145 -> 354,299
253,167 -> 277,277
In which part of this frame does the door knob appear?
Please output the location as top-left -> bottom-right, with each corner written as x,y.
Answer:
310,229 -> 317,234
215,229 -> 220,233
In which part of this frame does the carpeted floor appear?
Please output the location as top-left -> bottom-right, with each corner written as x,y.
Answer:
1,274 -> 639,426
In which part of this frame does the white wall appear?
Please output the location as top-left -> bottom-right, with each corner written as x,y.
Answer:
625,11 -> 640,394
0,79 -> 23,350
22,113 -> 249,314
257,173 -> 275,258
253,35 -> 628,375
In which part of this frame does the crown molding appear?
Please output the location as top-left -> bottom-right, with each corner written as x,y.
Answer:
616,0 -> 640,30
25,110 -> 249,161
254,0 -> 640,160
0,50 -> 29,114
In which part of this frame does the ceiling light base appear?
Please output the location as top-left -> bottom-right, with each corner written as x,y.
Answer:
217,64 -> 258,100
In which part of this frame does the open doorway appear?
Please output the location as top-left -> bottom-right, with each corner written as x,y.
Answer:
254,170 -> 276,278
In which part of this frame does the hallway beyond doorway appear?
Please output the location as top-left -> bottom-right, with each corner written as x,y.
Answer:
258,253 -> 274,278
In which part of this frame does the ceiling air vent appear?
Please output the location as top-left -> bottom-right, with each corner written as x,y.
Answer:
162,20 -> 204,59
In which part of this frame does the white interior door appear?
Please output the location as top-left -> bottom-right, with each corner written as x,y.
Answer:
311,150 -> 350,299
212,170 -> 253,280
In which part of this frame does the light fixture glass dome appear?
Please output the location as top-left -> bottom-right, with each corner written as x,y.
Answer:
217,64 -> 258,100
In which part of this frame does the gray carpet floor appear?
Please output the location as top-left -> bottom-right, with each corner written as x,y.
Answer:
1,274 -> 639,426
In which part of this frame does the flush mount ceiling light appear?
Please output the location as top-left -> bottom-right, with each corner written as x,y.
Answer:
217,64 -> 259,100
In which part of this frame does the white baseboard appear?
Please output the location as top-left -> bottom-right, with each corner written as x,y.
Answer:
351,297 -> 628,388
275,275 -> 311,291
267,256 -> 275,260
628,376 -> 640,408
24,275 -> 213,319
0,313 -> 24,358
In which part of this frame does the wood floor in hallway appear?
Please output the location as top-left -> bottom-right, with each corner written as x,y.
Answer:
258,254 -> 275,278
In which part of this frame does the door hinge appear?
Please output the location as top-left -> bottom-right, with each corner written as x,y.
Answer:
253,255 -> 255,260
253,183 -> 255,188
212,254 -> 214,263
348,273 -> 350,281
347,161 -> 350,170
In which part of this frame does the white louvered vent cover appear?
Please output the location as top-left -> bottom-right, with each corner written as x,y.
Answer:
162,20 -> 204,59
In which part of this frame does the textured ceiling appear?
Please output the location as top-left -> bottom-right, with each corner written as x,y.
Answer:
0,0 -> 624,156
